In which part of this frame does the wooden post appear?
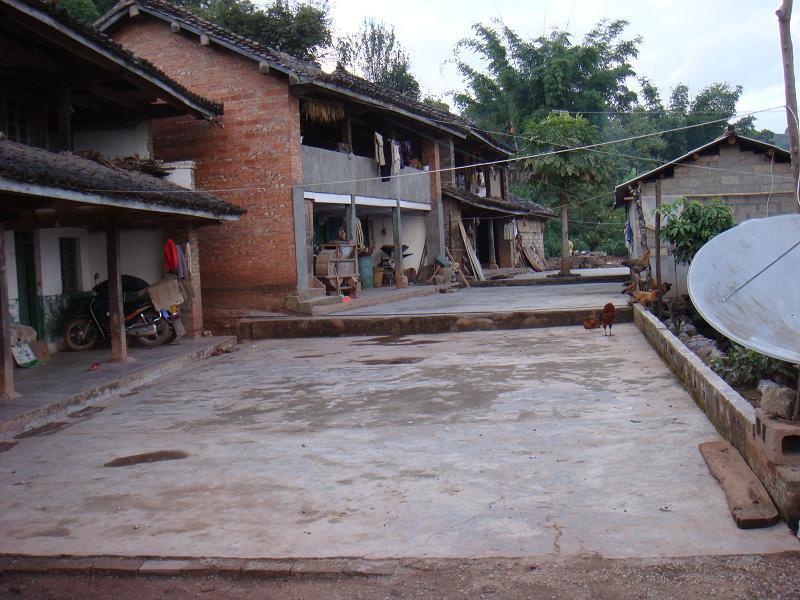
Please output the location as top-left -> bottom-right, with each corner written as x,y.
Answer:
654,179 -> 663,315
343,109 -> 353,154
560,198 -> 571,275
0,225 -> 17,400
393,202 -> 406,288
488,218 -> 498,269
777,0 -> 800,213
106,226 -> 127,362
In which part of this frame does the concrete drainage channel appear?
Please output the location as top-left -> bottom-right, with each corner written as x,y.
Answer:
238,306 -> 633,340
632,305 -> 800,526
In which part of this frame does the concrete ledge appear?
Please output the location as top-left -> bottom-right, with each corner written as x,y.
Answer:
471,273 -> 629,287
0,337 -> 237,440
312,285 -> 441,316
633,305 -> 800,526
0,555 -> 398,578
238,307 -> 632,340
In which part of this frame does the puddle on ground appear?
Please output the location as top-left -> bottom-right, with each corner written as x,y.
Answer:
0,441 -> 17,453
354,335 -> 445,346
294,354 -> 327,359
14,422 -> 69,439
357,357 -> 425,365
104,450 -> 189,467
68,406 -> 106,418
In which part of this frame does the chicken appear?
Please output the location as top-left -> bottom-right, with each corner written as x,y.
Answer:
601,303 -> 616,336
621,279 -> 637,295
583,316 -> 601,329
622,248 -> 651,276
630,282 -> 672,307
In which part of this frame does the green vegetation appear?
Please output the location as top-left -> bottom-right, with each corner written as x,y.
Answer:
712,344 -> 798,389
655,198 -> 735,264
336,18 -> 420,99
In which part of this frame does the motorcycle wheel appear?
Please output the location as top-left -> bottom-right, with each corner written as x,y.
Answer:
64,318 -> 99,351
135,309 -> 173,347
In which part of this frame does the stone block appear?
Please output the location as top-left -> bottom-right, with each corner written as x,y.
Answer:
754,408 -> 800,466
759,380 -> 796,420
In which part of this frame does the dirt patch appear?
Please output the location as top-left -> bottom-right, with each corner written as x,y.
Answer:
104,450 -> 189,468
294,354 -> 327,359
14,422 -> 69,439
0,441 -> 17,453
358,357 -> 425,365
68,406 -> 106,418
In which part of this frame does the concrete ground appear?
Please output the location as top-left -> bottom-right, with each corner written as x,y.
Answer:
508,267 -> 630,281
0,336 -> 234,438
334,281 -> 624,315
0,325 -> 796,560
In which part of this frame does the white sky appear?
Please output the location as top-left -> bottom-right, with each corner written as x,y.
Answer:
323,0 -> 799,132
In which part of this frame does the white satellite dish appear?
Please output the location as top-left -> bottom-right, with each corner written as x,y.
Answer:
688,214 -> 800,365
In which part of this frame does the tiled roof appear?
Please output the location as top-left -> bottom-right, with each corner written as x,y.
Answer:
0,139 -> 243,218
10,0 -> 222,117
97,0 -> 511,152
443,186 -> 555,219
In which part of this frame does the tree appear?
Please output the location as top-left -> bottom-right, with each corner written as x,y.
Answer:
60,0 -> 100,22
519,114 -> 613,274
336,18 -> 421,99
173,0 -> 332,61
453,20 -> 640,135
422,95 -> 451,112
655,197 -> 734,264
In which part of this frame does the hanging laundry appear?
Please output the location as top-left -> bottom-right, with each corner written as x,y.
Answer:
374,132 -> 385,169
164,239 -> 179,274
391,141 -> 401,176
381,137 -> 392,181
176,244 -> 188,279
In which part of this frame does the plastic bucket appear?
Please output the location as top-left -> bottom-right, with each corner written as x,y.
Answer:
358,256 -> 374,288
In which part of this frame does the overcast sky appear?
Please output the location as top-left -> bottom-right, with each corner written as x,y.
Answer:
325,0 -> 799,132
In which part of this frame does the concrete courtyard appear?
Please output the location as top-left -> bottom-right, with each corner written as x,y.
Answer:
0,324 -> 796,561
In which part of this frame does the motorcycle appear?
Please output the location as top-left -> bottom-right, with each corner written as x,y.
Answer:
63,275 -> 178,351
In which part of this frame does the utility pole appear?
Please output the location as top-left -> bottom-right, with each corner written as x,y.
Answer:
777,0 -> 800,212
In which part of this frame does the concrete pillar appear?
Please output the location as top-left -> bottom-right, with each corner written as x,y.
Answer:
106,226 -> 127,362
393,203 -> 407,288
422,138 -> 445,265
0,224 -> 17,400
292,186 -> 309,293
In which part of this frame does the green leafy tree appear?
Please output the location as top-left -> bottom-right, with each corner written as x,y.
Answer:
453,20 -> 640,135
173,0 -> 332,61
655,197 -> 734,264
519,114 -> 613,274
336,18 -> 421,99
60,0 -> 100,23
422,95 -> 450,112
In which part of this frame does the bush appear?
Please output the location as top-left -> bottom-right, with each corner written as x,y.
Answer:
711,343 -> 798,389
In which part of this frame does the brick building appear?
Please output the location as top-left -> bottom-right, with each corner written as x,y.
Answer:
614,127 -> 796,293
98,0 -> 533,322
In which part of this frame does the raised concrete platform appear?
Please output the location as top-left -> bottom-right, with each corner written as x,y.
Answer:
238,306 -> 633,340
310,285 -> 441,316
474,267 -> 630,287
0,336 -> 236,440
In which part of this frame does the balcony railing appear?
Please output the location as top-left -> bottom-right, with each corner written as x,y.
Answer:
301,145 -> 431,205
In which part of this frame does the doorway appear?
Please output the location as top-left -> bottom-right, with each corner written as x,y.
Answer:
14,231 -> 41,335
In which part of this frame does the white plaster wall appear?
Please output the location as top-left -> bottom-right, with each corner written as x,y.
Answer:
89,229 -> 164,285
372,213 -> 427,273
73,121 -> 152,159
35,228 -> 93,296
164,161 -> 196,190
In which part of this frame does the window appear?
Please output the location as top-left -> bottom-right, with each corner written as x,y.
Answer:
59,238 -> 80,294
0,98 -> 29,144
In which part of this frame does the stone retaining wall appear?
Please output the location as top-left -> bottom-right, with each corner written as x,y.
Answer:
633,305 -> 800,526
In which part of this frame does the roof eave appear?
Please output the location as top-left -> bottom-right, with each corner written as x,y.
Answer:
10,0 -> 220,121
0,176 -> 241,221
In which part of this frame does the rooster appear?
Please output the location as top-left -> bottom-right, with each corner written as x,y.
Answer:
622,248 -> 651,276
583,315 -> 601,329
601,303 -> 616,336
630,282 -> 672,307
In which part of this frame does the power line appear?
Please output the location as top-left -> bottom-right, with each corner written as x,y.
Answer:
86,107 -> 779,196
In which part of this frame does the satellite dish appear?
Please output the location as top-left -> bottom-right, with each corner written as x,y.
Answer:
688,214 -> 800,365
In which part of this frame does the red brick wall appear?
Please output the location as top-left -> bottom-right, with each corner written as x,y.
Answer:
112,17 -> 301,311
